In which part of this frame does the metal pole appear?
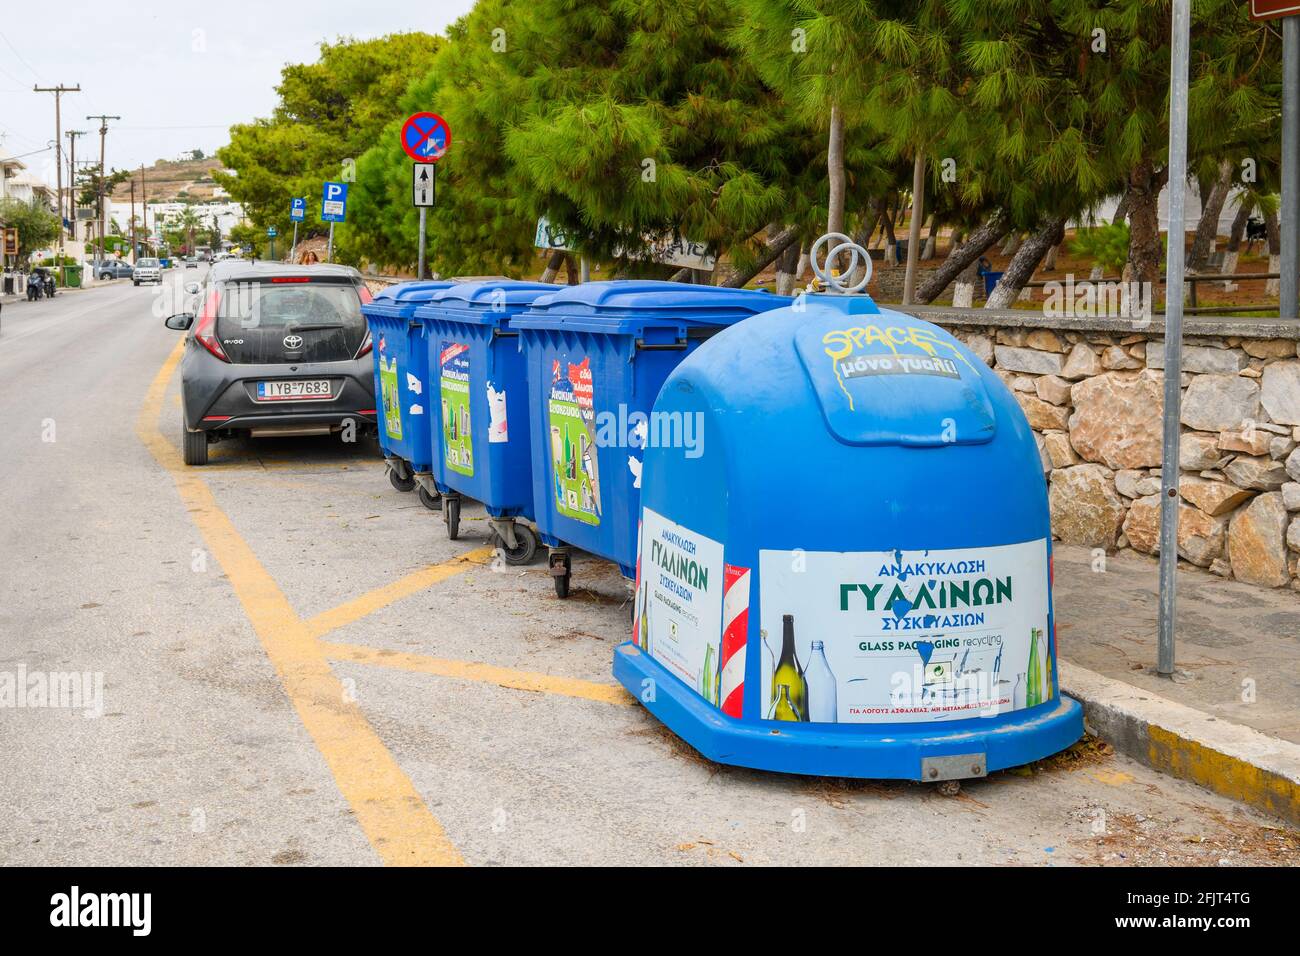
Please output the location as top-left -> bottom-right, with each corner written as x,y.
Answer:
418,207 -> 427,280
270,237 -> 276,261
1283,18 -> 1300,319
327,223 -> 335,263
1157,0 -> 1192,678
291,221 -> 299,263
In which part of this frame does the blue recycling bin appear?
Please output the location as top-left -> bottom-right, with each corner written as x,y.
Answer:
614,293 -> 1083,781
360,280 -> 456,501
415,280 -> 560,560
513,281 -> 789,596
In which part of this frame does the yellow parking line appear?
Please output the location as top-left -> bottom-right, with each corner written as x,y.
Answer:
137,340 -> 464,867
305,548 -> 494,639
322,641 -> 635,707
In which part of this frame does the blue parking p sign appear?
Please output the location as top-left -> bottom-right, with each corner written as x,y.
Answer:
321,182 -> 349,223
290,198 -> 306,222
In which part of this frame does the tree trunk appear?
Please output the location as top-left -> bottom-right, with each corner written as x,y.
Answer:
1000,233 -> 1022,256
1225,200 -> 1251,252
916,209 -> 1009,304
1125,159 -> 1164,287
952,254 -> 981,308
826,102 -> 846,238
775,237 -> 801,296
539,249 -> 565,283
921,215 -> 938,260
879,199 -> 898,267
902,153 -> 926,305
717,225 -> 799,288
564,253 -> 580,285
1111,192 -> 1130,226
1187,159 -> 1232,272
1043,241 -> 1061,271
985,216 -> 1066,309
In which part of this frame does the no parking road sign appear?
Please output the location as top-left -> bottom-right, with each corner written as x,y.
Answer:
321,182 -> 349,223
401,112 -> 451,163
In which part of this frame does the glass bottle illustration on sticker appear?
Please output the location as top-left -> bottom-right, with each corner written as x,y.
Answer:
1026,626 -> 1050,707
701,645 -> 717,705
639,582 -> 651,655
804,640 -> 838,722
769,614 -> 807,722
770,684 -> 801,722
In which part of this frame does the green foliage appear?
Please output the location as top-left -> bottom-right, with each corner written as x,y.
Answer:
216,33 -> 443,243
0,198 -> 61,261
1068,224 -> 1131,274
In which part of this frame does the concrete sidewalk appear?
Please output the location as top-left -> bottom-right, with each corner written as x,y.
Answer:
1054,543 -> 1300,824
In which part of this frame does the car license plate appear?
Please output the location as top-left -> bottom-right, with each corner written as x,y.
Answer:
256,380 -> 332,401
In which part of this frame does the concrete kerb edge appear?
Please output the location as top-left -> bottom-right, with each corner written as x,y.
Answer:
1059,660 -> 1300,827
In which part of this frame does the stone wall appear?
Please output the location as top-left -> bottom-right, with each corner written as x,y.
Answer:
910,306 -> 1300,591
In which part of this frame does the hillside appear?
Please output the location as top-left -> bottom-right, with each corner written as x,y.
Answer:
109,156 -> 227,203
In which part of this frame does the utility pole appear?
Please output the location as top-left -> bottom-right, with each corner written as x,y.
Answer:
34,84 -> 80,245
130,179 -> 137,262
86,114 -> 121,270
140,164 -> 147,255
66,130 -> 85,243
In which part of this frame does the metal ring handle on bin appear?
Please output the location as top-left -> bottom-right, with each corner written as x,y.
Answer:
810,231 -> 872,294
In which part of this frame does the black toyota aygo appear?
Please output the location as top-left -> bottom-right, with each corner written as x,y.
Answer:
164,260 -> 378,465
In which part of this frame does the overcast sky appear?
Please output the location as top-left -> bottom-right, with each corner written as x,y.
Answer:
0,0 -> 475,185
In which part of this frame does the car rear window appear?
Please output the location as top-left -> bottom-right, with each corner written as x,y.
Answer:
214,279 -> 367,364
137,258 -> 159,267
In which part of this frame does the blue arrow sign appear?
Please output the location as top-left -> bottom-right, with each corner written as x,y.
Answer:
289,198 -> 306,222
321,182 -> 349,223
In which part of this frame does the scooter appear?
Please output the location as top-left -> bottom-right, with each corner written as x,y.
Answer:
43,273 -> 55,298
26,276 -> 43,301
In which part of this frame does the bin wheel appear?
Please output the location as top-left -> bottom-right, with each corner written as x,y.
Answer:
549,550 -> 572,599
417,485 -> 442,511
554,572 -> 570,599
491,524 -> 538,566
182,428 -> 208,466
445,496 -> 461,540
388,467 -> 415,493
936,780 -> 962,797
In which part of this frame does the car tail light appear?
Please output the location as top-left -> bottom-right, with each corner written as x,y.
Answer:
357,284 -> 374,304
271,276 -> 311,283
355,328 -> 373,359
193,288 -> 228,362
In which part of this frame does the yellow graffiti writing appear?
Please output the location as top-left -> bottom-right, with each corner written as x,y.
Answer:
821,324 -> 978,409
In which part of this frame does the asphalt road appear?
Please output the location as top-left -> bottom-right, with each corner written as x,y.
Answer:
1,274 -> 1297,866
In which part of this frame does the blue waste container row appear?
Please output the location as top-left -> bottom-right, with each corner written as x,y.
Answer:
362,281 -> 456,503
365,278 -> 788,592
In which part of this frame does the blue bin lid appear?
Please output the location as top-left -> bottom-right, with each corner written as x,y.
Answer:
512,280 -> 788,335
361,280 -> 458,320
415,280 -> 562,328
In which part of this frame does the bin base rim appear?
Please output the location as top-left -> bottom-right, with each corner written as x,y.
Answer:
613,642 -> 1084,780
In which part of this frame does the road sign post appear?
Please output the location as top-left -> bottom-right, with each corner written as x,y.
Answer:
267,225 -> 278,262
412,162 -> 436,279
289,198 -> 306,263
321,182 -> 349,263
401,114 -> 450,281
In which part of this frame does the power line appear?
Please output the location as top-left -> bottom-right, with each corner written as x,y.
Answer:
0,31 -> 41,81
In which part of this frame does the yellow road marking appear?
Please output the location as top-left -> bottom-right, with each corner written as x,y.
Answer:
321,641 -> 635,707
305,548 -> 493,639
137,339 -> 464,866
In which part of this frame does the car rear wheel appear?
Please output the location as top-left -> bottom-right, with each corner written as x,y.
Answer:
183,428 -> 208,466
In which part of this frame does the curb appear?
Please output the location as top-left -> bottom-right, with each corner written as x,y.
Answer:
1060,660 -> 1300,826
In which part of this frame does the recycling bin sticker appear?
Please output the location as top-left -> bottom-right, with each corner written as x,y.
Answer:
634,508 -> 725,705
547,356 -> 601,525
757,539 -> 1053,724
379,355 -> 402,442
440,341 -> 473,476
